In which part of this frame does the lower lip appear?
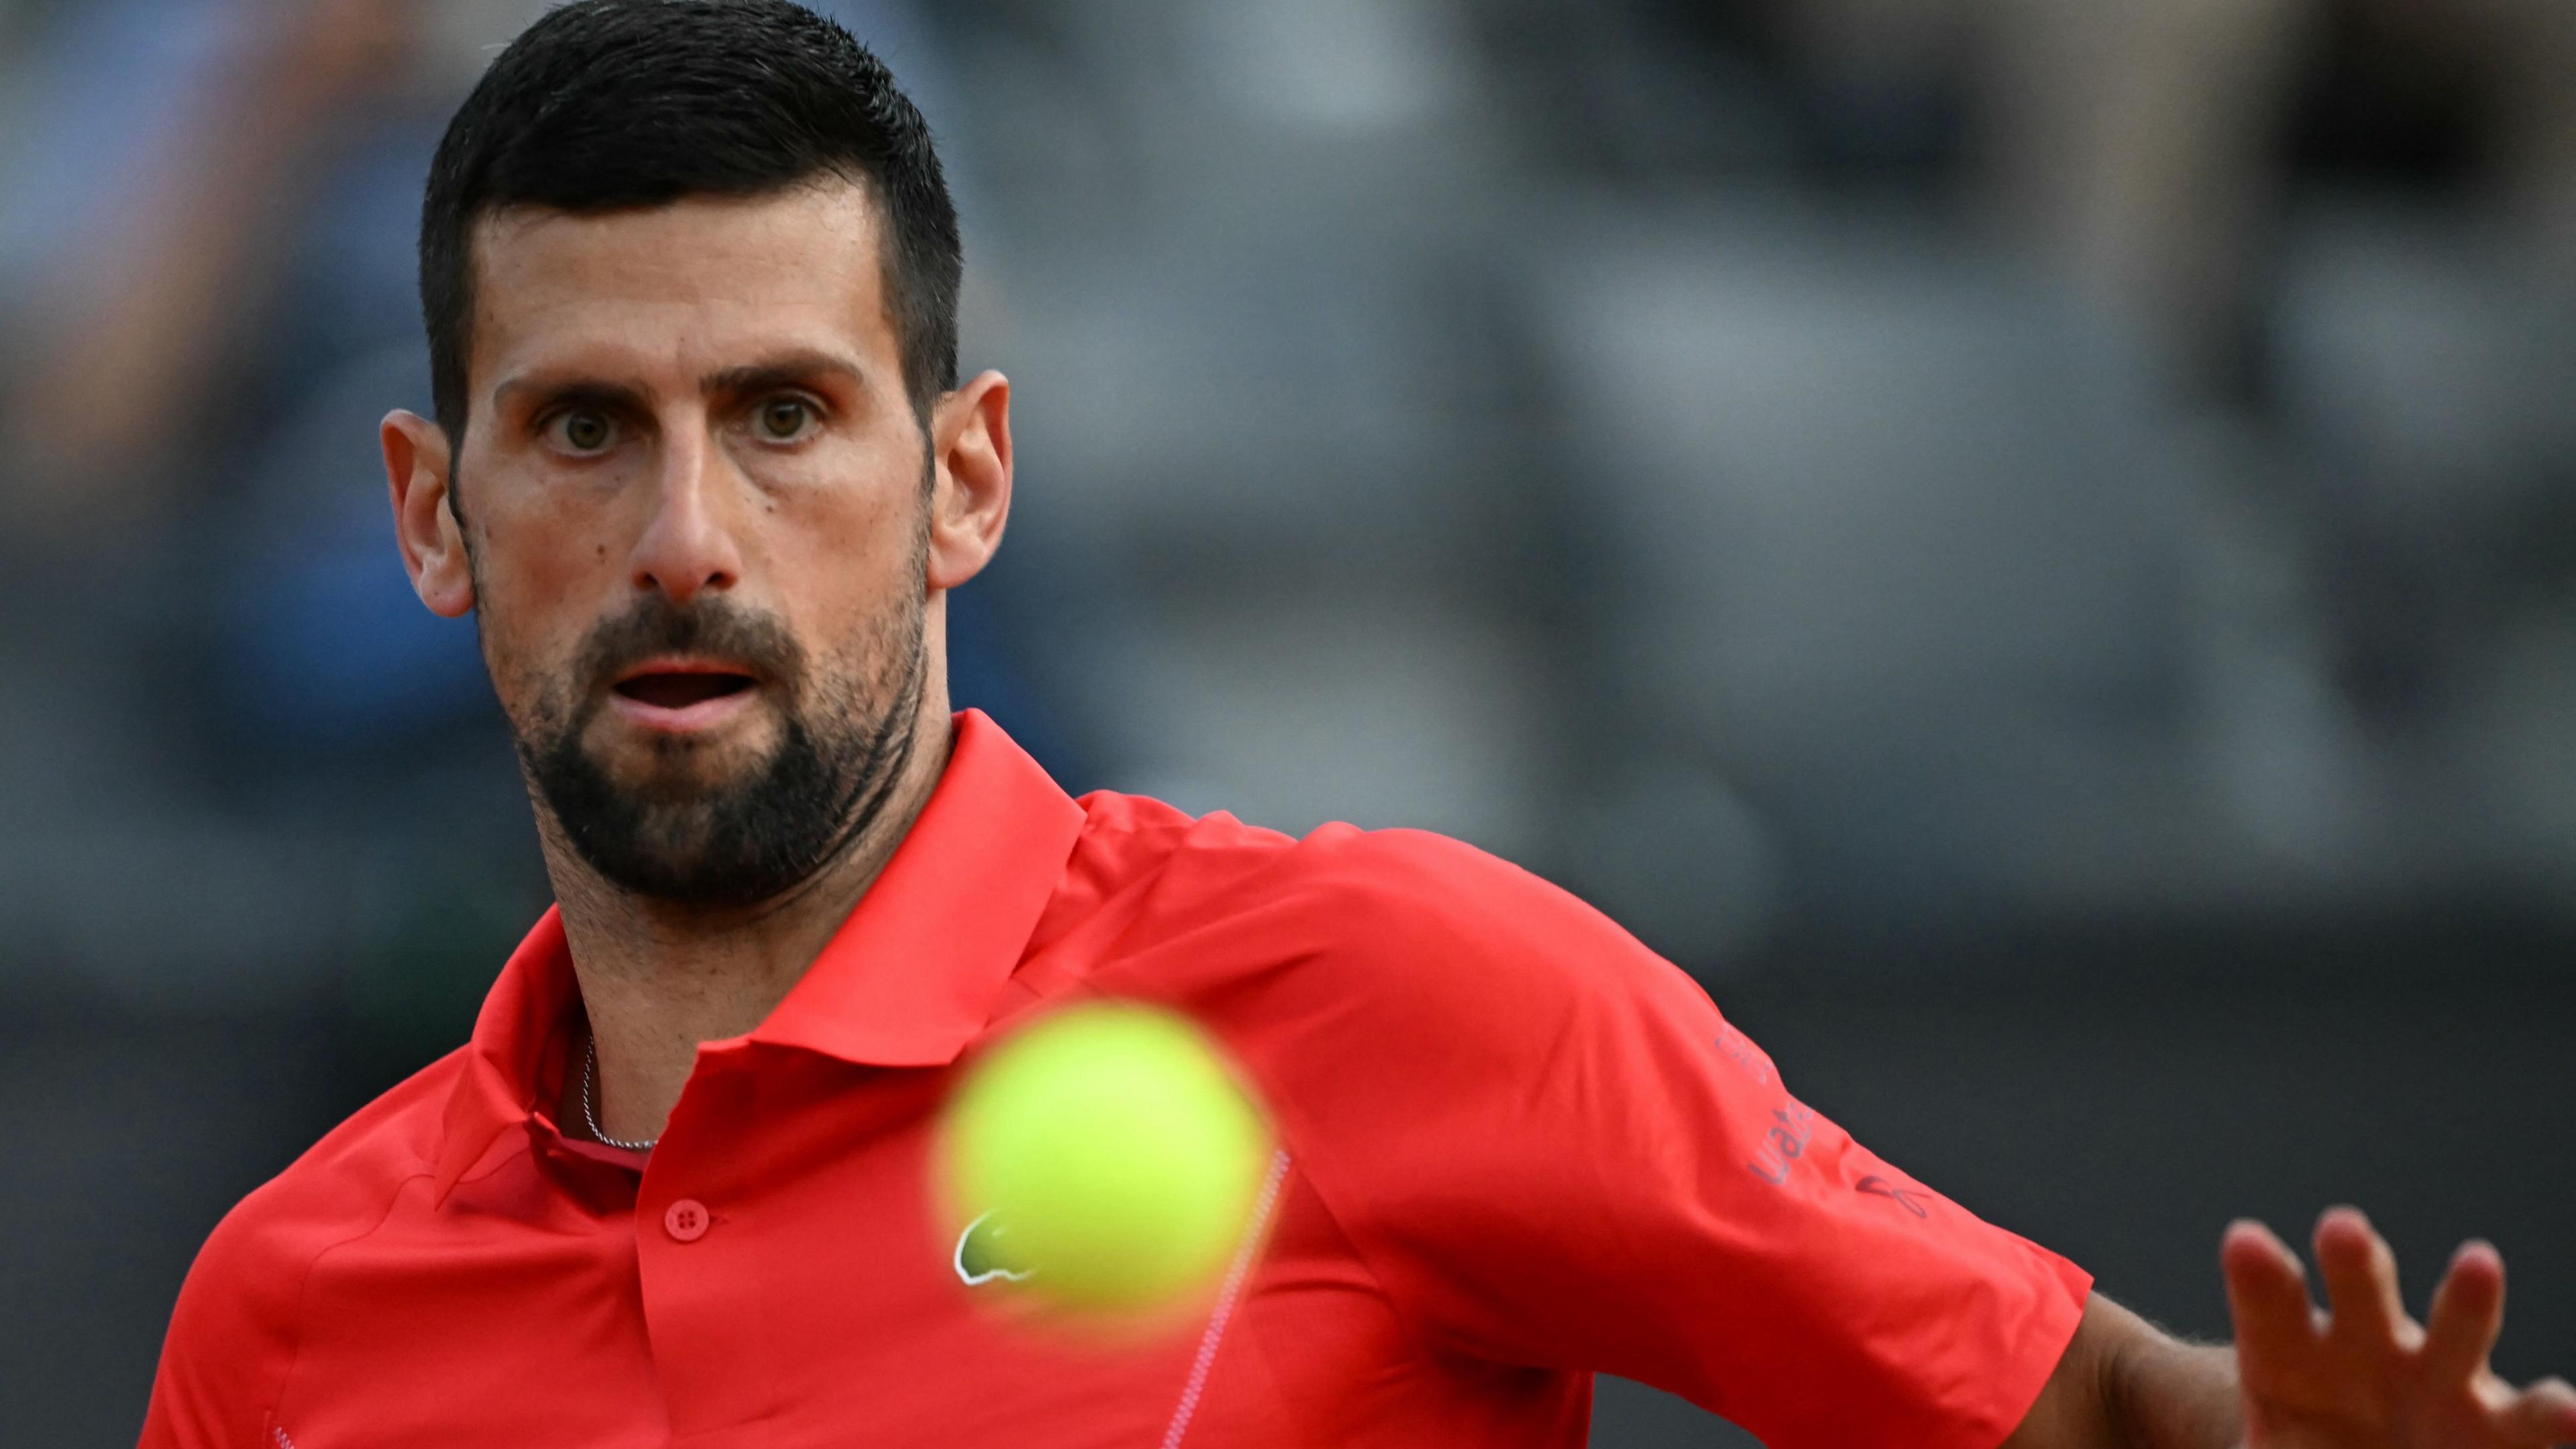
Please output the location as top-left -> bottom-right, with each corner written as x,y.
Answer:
607,686 -> 759,735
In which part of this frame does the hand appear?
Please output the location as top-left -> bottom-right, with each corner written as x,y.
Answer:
2222,1206 -> 2576,1448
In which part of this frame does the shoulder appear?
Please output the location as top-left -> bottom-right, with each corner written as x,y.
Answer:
1073,788 -> 1573,930
256,1044 -> 467,1223
1066,795 -> 1701,1045
147,1049 -> 470,1438
168,1048 -> 469,1337
1269,826 -> 1718,1069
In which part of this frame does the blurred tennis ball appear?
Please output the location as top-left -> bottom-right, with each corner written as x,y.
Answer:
937,1002 -> 1274,1316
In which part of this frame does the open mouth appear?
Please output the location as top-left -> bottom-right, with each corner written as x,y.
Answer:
612,671 -> 757,710
604,658 -> 765,732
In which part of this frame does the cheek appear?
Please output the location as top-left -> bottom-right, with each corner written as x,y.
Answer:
780,504 -> 931,694
765,461 -> 930,605
467,537 -> 615,731
464,456 -> 638,647
471,594 -> 563,734
763,428 -> 926,545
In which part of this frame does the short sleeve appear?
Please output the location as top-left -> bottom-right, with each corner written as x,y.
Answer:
1251,829 -> 2092,1449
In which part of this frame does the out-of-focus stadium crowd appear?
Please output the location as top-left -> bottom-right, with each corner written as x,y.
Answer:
2,3 -> 2571,1443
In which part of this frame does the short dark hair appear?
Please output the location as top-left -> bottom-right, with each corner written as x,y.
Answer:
419,0 -> 961,449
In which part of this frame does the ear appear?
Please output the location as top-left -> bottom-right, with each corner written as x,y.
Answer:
382,409 -> 475,618
925,369 -> 1012,593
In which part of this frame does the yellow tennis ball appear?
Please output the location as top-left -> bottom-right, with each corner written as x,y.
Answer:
938,1002 -> 1273,1316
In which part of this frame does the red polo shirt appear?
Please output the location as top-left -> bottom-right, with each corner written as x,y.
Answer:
142,710 -> 2089,1448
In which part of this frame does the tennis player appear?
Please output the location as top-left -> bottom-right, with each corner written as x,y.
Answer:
141,3 -> 2575,1446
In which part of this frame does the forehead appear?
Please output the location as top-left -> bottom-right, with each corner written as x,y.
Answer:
466,180 -> 896,392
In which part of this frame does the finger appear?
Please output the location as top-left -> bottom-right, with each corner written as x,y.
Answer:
2499,1377 -> 2576,1445
2223,1219 -> 2322,1364
2313,1206 -> 2412,1350
2422,1240 -> 2506,1387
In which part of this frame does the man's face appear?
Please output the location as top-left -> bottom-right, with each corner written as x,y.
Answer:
451,182 -> 932,906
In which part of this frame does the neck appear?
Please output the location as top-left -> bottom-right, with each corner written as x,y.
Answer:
545,710 -> 955,1146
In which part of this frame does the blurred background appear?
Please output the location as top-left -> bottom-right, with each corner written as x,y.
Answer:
2,0 -> 2572,1442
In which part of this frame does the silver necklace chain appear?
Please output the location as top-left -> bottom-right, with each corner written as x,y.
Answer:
581,1036 -> 659,1152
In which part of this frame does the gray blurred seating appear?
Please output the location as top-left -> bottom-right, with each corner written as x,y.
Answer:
1532,201 -> 2225,924
955,0 -> 1573,861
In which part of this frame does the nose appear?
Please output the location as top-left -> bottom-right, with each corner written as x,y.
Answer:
629,425 -> 742,605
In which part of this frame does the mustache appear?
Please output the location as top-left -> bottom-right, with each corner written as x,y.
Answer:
573,595 -> 806,698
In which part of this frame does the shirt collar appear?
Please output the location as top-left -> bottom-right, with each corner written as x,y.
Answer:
432,710 -> 1087,1200
746,710 -> 1087,1065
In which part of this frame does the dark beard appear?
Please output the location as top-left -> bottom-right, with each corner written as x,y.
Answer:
515,592 -> 926,910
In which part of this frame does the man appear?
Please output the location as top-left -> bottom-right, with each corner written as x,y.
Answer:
141,3 -> 2576,1446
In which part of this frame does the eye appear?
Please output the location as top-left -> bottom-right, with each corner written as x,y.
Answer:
545,407 -> 618,455
752,396 -> 818,442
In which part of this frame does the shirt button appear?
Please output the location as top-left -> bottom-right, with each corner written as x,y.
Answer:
663,1199 -> 710,1242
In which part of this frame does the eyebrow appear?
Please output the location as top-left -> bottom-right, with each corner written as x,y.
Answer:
701,349 -> 868,398
490,349 -> 870,413
490,372 -> 650,415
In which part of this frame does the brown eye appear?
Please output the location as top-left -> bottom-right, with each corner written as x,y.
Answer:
755,398 -> 813,441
